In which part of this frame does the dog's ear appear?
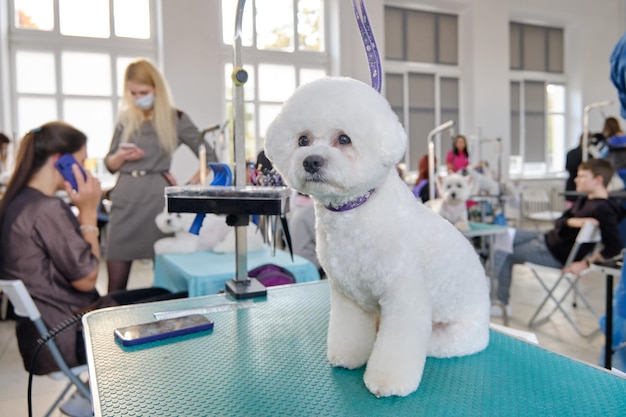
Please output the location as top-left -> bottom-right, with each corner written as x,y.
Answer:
464,175 -> 473,186
379,121 -> 407,167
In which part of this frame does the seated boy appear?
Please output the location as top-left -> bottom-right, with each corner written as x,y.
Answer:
492,158 -> 625,316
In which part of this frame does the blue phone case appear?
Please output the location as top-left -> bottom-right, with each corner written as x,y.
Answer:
114,314 -> 214,347
55,154 -> 87,190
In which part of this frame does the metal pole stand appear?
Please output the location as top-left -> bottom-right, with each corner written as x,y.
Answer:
223,214 -> 267,299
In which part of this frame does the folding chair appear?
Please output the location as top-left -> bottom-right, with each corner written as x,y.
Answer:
0,279 -> 91,417
525,221 -> 602,338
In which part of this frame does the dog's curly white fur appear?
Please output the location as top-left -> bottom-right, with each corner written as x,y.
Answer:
265,77 -> 489,397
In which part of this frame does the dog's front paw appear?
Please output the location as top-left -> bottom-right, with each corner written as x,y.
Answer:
363,366 -> 420,398
327,346 -> 369,369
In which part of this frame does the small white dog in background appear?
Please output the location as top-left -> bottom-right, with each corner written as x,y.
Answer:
154,211 -> 266,254
426,173 -> 472,232
466,161 -> 500,196
154,211 -> 200,254
265,77 -> 489,398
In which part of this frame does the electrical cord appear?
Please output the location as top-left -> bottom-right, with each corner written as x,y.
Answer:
27,312 -> 86,417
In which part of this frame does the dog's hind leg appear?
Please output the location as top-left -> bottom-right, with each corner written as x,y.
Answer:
327,279 -> 377,369
427,315 -> 489,358
363,279 -> 432,397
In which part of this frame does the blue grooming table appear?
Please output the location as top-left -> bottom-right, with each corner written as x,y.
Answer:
153,247 -> 320,296
83,281 -> 626,417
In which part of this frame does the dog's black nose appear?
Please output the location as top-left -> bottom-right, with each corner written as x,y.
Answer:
303,155 -> 325,174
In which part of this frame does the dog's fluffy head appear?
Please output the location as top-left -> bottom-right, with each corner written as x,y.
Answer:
264,77 -> 407,205
438,173 -> 471,204
155,211 -> 194,234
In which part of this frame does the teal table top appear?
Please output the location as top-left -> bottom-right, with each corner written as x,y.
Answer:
462,222 -> 508,238
153,247 -> 320,296
83,281 -> 626,417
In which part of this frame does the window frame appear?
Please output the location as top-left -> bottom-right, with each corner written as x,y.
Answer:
383,5 -> 461,173
509,19 -> 567,176
509,74 -> 567,175
7,0 -> 159,175
220,0 -> 330,160
384,6 -> 458,66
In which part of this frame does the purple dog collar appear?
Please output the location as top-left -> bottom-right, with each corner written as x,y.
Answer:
325,189 -> 375,212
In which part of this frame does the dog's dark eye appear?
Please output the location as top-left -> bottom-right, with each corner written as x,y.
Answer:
338,134 -> 351,145
298,135 -> 310,146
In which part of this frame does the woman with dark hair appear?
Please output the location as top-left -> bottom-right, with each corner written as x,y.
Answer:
0,131 -> 9,174
0,122 -> 183,417
603,116 -> 624,139
446,134 -> 470,173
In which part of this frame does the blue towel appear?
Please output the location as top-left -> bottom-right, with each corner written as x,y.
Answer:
610,32 -> 626,119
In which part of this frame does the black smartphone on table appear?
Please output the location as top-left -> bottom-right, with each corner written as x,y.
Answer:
114,314 -> 214,347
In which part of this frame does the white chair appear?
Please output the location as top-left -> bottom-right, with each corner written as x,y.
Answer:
520,188 -> 562,230
0,279 -> 91,417
525,221 -> 602,338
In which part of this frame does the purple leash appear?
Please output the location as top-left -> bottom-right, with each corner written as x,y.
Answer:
352,0 -> 382,93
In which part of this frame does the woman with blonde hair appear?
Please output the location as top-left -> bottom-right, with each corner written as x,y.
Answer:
105,58 -> 217,292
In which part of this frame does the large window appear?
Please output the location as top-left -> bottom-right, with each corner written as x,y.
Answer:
510,22 -> 563,73
509,22 -> 565,175
385,7 -> 457,65
221,0 -> 328,161
8,0 -> 158,174
384,7 -> 460,172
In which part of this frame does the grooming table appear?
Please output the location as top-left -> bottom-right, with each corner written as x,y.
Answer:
462,221 -> 508,239
462,222 -> 508,275
83,281 -> 626,416
463,222 -> 510,323
153,247 -> 320,297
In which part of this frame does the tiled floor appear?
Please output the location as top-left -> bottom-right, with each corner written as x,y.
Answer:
0,258 -> 619,416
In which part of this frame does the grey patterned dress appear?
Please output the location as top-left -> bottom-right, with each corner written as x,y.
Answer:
105,111 -> 216,260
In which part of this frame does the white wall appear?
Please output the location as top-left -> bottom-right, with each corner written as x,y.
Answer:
161,0 -> 224,131
2,0 -> 626,179
158,0 -> 626,179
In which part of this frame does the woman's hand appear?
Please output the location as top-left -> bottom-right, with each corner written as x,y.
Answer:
163,172 -> 177,186
66,165 -> 102,218
117,146 -> 145,162
105,146 -> 145,171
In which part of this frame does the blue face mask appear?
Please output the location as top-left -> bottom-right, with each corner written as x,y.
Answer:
134,92 -> 155,110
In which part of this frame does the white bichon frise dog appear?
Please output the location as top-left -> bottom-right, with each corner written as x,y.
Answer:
426,173 -> 472,231
264,77 -> 489,398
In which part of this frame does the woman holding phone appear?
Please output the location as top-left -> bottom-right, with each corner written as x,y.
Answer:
105,58 -> 217,292
0,122 -> 185,416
